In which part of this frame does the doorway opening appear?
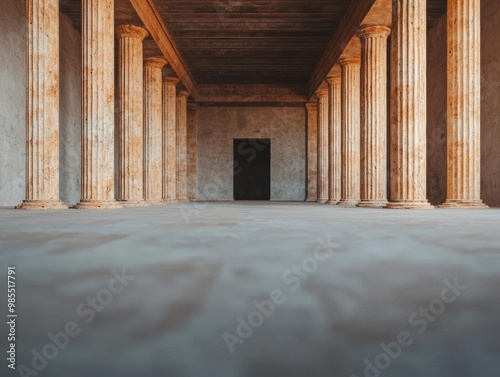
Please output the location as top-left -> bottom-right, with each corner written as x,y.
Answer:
233,139 -> 271,200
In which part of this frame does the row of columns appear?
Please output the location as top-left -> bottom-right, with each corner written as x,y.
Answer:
313,0 -> 487,209
19,0 -> 190,209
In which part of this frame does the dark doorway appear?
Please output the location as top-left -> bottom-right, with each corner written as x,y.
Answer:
233,139 -> 271,200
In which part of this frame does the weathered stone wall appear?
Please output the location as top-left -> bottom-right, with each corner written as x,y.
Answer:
426,14 -> 448,206
197,106 -> 306,201
0,1 -> 81,206
427,0 -> 500,207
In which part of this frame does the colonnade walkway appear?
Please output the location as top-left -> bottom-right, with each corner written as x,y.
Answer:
1,202 -> 499,377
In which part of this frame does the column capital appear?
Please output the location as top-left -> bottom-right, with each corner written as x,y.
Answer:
315,88 -> 328,99
339,57 -> 361,67
163,76 -> 180,86
357,25 -> 391,40
177,90 -> 190,98
144,57 -> 167,69
116,24 -> 149,41
187,102 -> 199,111
326,76 -> 341,85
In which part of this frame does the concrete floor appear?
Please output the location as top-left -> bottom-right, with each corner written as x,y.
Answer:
1,202 -> 499,377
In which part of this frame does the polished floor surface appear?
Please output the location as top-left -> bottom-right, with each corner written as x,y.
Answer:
1,202 -> 499,377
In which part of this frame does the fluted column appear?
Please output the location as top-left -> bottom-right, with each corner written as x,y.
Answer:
143,57 -> 167,205
18,0 -> 67,209
305,102 -> 318,201
387,0 -> 433,209
338,58 -> 361,206
357,26 -> 391,207
75,0 -> 121,209
176,90 -> 190,202
316,87 -> 329,204
326,70 -> 342,204
440,0 -> 487,208
162,77 -> 180,203
116,25 -> 149,206
187,103 -> 199,201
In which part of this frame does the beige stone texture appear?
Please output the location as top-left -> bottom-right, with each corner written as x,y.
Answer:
305,102 -> 318,201
187,102 -> 199,201
162,77 -> 180,203
386,0 -> 433,209
143,57 -> 167,205
326,65 -> 342,205
439,0 -> 487,209
176,90 -> 190,202
357,25 -> 391,208
18,0 -> 67,210
316,86 -> 329,204
338,58 -> 361,206
116,24 -> 150,207
75,0 -> 121,209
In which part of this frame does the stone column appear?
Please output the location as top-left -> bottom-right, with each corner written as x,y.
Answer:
19,0 -> 67,209
357,26 -> 391,207
440,0 -> 487,208
116,25 -> 149,206
305,102 -> 318,201
316,87 -> 329,204
143,57 -> 167,205
187,103 -> 199,201
162,77 -> 179,203
176,90 -> 190,202
338,58 -> 361,206
75,0 -> 121,209
387,0 -> 433,209
326,70 -> 342,204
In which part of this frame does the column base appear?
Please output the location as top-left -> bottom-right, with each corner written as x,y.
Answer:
145,199 -> 167,206
177,197 -> 190,203
163,199 -> 178,204
438,199 -> 489,209
337,199 -> 360,206
326,199 -> 340,205
74,200 -> 123,210
16,199 -> 68,210
306,197 -> 318,202
117,200 -> 151,207
317,198 -> 328,204
357,200 -> 388,208
385,200 -> 435,210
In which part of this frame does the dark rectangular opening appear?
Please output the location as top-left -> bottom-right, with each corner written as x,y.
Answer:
233,139 -> 271,200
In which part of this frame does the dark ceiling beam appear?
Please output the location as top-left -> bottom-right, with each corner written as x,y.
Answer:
307,0 -> 377,98
129,0 -> 198,99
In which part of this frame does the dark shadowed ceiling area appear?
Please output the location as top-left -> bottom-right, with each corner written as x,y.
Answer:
60,0 -> 447,88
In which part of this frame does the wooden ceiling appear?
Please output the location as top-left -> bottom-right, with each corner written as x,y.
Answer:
60,0 -> 447,97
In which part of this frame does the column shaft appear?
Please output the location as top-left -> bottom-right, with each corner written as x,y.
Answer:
116,25 -> 149,206
162,77 -> 179,202
143,57 -> 167,204
305,103 -> 318,201
358,26 -> 391,207
387,0 -> 433,209
316,88 -> 329,203
440,0 -> 487,208
176,91 -> 189,202
326,71 -> 342,204
19,0 -> 67,209
187,103 -> 199,201
76,0 -> 120,209
338,59 -> 361,206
